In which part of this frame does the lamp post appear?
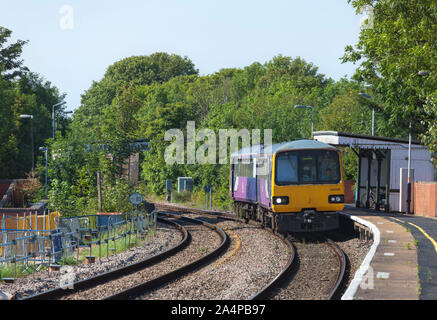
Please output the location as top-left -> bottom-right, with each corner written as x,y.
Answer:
359,92 -> 375,136
406,70 -> 431,214
406,118 -> 412,214
55,110 -> 73,133
52,101 -> 66,139
39,147 -> 48,199
19,114 -> 34,171
294,105 -> 314,139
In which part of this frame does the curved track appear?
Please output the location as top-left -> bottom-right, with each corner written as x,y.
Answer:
104,212 -> 229,300
326,238 -> 347,300
154,203 -> 346,300
155,203 -> 298,300
22,216 -> 188,300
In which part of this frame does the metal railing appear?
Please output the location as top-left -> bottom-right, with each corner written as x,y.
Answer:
0,211 -> 157,280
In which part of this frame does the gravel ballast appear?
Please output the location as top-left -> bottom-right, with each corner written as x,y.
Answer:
0,222 -> 182,299
140,216 -> 291,300
0,209 -> 374,300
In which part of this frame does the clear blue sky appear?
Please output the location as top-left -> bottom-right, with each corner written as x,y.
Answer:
1,0 -> 363,112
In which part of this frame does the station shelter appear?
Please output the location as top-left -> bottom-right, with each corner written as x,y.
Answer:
313,131 -> 436,213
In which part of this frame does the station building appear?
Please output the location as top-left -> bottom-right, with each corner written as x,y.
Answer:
313,131 -> 437,215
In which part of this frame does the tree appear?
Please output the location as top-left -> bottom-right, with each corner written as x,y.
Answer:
72,53 -> 198,143
0,26 -> 28,80
105,52 -> 198,86
0,77 -> 20,178
100,85 -> 142,179
342,0 -> 437,144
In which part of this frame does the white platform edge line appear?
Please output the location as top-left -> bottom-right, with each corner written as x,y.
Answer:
340,212 -> 380,300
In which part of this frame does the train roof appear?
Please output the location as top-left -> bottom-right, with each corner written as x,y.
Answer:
230,139 -> 338,158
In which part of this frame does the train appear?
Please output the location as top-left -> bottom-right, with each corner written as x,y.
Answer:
230,139 -> 345,232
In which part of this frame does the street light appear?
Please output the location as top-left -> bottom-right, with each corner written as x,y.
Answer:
294,105 -> 314,139
20,114 -> 34,171
39,147 -> 48,199
359,92 -> 375,136
406,70 -> 431,214
55,110 -> 73,133
52,101 -> 66,139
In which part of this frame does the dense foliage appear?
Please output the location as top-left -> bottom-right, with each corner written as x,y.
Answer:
0,27 -> 66,179
2,0 -> 436,215
67,54 -> 373,210
343,0 -> 436,147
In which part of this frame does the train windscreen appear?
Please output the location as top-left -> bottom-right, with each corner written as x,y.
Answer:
275,150 -> 340,185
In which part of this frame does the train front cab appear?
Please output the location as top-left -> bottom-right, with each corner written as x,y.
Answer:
271,149 -> 345,233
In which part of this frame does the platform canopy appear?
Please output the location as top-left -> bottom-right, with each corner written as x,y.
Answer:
313,131 -> 424,151
313,131 -> 434,213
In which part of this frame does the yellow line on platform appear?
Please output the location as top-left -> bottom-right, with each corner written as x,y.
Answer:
388,217 -> 406,224
407,222 -> 437,254
387,217 -> 437,254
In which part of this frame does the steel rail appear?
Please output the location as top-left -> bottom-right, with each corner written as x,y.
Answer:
326,238 -> 347,300
155,203 -> 346,300
155,203 -> 297,301
104,211 -> 230,300
249,233 -> 296,300
22,216 -> 188,300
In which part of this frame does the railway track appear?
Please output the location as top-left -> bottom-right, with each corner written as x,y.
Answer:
326,238 -> 347,300
265,234 -> 347,300
104,212 -> 229,299
22,216 -> 188,300
132,210 -> 291,300
22,202 -> 348,300
154,202 -> 347,300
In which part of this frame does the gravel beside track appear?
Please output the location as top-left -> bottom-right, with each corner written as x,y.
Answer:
327,232 -> 374,296
151,204 -> 373,300
1,202 -> 374,300
268,233 -> 372,300
0,222 -> 180,298
140,214 -> 290,300
64,215 -> 222,299
270,238 -> 339,300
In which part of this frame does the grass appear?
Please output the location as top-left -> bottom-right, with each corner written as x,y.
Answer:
0,264 -> 29,280
144,192 -> 232,212
198,247 -> 208,253
78,232 -> 145,261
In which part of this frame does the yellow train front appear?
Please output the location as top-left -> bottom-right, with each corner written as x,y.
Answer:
230,140 -> 345,232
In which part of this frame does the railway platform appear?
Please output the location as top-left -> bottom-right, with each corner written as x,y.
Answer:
341,205 -> 437,300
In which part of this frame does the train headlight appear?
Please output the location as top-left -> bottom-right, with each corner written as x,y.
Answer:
328,195 -> 344,204
273,196 -> 289,205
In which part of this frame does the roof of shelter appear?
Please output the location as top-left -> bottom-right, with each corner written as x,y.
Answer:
313,131 -> 426,150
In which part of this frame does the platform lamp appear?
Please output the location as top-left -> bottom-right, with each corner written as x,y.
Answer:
358,92 -> 375,136
19,114 -> 34,171
55,110 -> 73,133
52,101 -> 66,139
406,70 -> 431,214
294,105 -> 314,139
39,147 -> 48,199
